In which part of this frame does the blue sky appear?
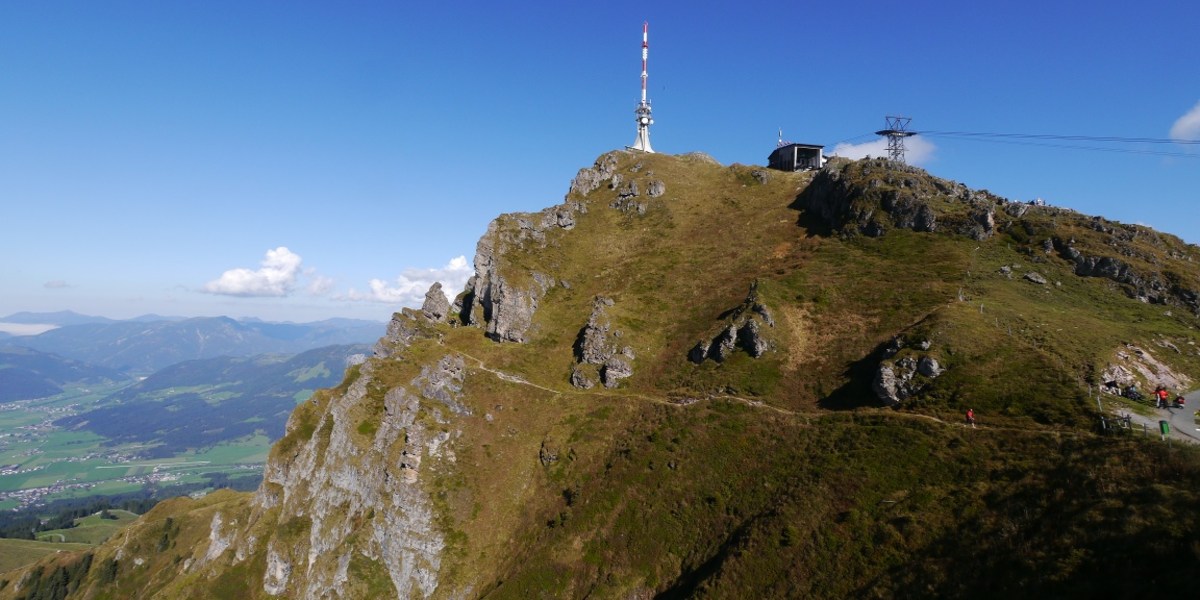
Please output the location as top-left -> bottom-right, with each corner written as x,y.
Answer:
2,1 -> 1197,324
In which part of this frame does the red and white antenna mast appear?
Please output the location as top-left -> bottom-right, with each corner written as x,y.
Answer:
630,21 -> 654,153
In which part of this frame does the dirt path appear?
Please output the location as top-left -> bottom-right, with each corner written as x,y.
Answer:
452,350 -> 1107,438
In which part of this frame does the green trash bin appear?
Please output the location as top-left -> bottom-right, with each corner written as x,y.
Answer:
1160,420 -> 1170,436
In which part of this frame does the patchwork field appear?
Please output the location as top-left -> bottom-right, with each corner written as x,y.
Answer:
0,382 -> 269,508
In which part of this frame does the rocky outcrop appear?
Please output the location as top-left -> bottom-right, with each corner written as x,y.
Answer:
457,151 -> 683,343
571,296 -> 635,389
611,179 -> 646,215
421,282 -> 450,322
689,282 -> 775,364
970,208 -> 996,241
1100,343 -> 1193,394
601,356 -> 634,389
795,158 -> 1009,240
873,355 -> 941,406
1055,241 -> 1186,306
459,210 -> 571,343
233,352 -> 466,599
569,152 -> 621,196
872,336 -> 945,406
374,309 -> 428,358
647,180 -> 667,197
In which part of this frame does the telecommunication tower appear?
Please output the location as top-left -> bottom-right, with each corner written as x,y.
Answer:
629,22 -> 654,153
875,116 -> 916,163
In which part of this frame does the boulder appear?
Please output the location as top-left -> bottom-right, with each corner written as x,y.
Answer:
689,281 -> 775,364
647,180 -> 667,197
421,282 -> 450,322
872,365 -> 902,406
570,366 -> 595,390
601,356 -> 633,388
917,356 -> 942,377
737,319 -> 770,358
575,297 -> 616,365
571,297 -> 634,388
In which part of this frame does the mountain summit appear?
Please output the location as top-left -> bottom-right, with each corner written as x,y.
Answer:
6,152 -> 1200,598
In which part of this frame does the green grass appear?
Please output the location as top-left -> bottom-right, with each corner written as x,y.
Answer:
0,538 -> 92,574
35,510 -> 139,545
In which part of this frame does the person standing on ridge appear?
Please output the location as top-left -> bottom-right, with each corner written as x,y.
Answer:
966,408 -> 976,429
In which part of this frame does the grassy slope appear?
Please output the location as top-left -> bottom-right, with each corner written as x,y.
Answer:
0,539 -> 93,575
35,510 -> 140,545
433,153 -> 1200,597
4,152 -> 1199,598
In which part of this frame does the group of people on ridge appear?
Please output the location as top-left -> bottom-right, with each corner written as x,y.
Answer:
1153,384 -> 1185,409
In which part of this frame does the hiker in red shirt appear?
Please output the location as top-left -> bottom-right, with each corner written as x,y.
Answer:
1155,386 -> 1169,409
966,408 -> 976,429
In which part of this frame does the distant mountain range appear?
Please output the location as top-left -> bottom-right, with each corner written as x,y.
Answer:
5,314 -> 384,373
0,310 -> 190,325
0,347 -> 127,403
0,310 -> 120,326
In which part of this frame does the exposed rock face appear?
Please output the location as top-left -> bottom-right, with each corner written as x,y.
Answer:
611,180 -> 646,215
872,364 -> 902,407
690,281 -> 775,363
576,297 -> 617,365
459,208 -> 573,343
795,158 -> 1008,240
873,337 -> 945,406
1024,271 -> 1048,285
421,282 -> 450,322
571,296 -> 635,388
458,150 -> 683,343
1005,203 -> 1030,218
236,353 -> 465,598
374,310 -> 426,358
1101,344 -> 1193,393
737,319 -> 770,357
1056,241 -> 1189,307
647,180 -> 667,197
569,152 -> 620,196
570,365 -> 595,390
971,208 -> 996,241
917,356 -> 943,377
602,356 -> 634,388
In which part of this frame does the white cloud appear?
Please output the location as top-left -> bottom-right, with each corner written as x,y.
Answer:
307,274 -> 335,296
43,280 -> 71,289
203,247 -> 304,297
830,136 -> 936,166
344,256 -> 473,306
1169,100 -> 1200,141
